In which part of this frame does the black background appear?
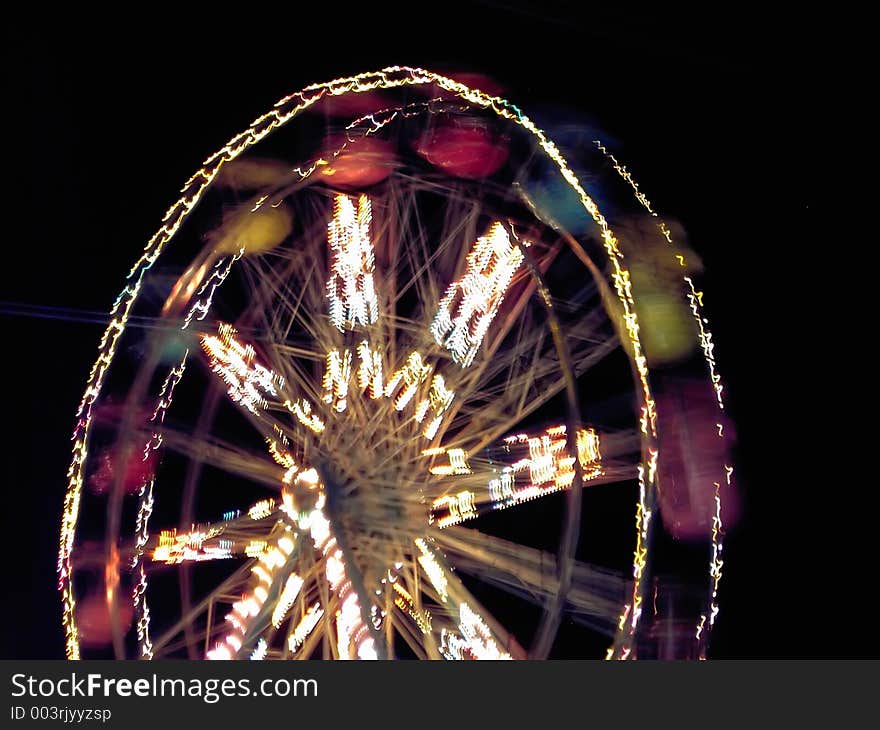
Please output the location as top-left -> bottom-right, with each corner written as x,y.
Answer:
1,4 -> 841,659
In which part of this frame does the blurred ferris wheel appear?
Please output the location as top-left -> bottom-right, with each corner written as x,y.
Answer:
58,67 -> 737,660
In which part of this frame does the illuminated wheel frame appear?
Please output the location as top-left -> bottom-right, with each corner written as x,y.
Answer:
59,67 -> 731,660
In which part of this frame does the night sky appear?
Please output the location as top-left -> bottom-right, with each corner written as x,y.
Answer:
1,5 -> 842,659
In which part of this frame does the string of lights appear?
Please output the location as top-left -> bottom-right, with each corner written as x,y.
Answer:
594,142 -> 732,657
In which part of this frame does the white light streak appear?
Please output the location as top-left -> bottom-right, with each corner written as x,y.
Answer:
431,222 -> 524,367
250,638 -> 268,660
327,194 -> 378,331
182,251 -> 242,329
272,573 -> 304,628
288,604 -> 324,654
322,349 -> 353,413
440,603 -> 511,660
356,340 -> 384,399
414,538 -> 447,602
200,324 -> 282,414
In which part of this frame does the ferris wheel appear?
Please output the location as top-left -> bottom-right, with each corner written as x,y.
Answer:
58,67 -> 736,660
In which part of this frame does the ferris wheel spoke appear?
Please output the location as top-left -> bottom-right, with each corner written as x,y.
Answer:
385,180 -> 430,310
270,356 -> 326,416
435,189 -> 483,282
410,538 -> 525,659
282,477 -> 385,660
452,330 -> 619,456
389,181 -> 478,322
236,248 -> 295,337
236,261 -> 327,385
276,548 -> 320,658
150,560 -> 256,656
432,280 -> 613,456
272,555 -> 335,661
477,304 -> 609,390
155,425 -> 286,489
431,527 -> 626,635
201,527 -> 307,660
387,609 -> 429,660
384,560 -> 459,661
414,185 -> 489,313
388,560 -> 442,659
242,247 -> 326,346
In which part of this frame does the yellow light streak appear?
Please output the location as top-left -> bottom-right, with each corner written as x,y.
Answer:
384,351 -> 431,411
394,596 -> 432,635
414,538 -> 448,602
322,349 -> 353,413
284,398 -> 325,435
268,439 -> 297,468
356,340 -> 383,399
389,580 -> 433,634
248,500 -> 276,520
245,540 -> 268,558
428,448 -> 471,476
576,427 -> 603,479
432,491 -> 477,528
414,374 -> 454,440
